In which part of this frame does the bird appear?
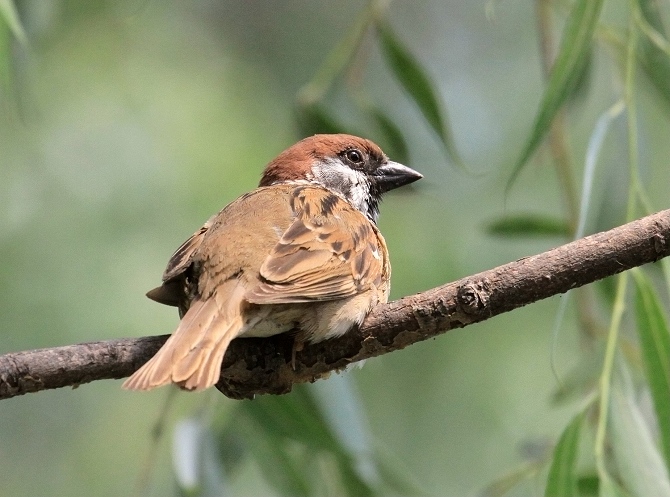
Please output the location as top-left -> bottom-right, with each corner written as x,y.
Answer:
122,134 -> 422,391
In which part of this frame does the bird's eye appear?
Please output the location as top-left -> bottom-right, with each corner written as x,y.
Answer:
345,149 -> 364,164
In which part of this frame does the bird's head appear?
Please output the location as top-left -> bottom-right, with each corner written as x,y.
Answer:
259,134 -> 422,223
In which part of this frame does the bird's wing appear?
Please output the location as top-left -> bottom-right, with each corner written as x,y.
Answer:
145,216 -> 214,306
246,186 -> 388,304
162,216 -> 215,282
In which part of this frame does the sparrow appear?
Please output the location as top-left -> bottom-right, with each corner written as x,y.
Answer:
123,134 -> 422,391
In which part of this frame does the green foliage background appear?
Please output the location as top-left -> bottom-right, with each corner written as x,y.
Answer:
1,1 -> 669,496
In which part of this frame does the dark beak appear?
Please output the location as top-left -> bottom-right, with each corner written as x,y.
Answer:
375,161 -> 423,193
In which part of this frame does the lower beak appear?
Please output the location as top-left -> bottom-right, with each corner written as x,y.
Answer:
375,161 -> 423,193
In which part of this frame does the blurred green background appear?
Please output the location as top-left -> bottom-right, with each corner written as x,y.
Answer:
1,1 -> 669,496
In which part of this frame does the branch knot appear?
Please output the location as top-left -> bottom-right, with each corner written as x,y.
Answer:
457,279 -> 492,316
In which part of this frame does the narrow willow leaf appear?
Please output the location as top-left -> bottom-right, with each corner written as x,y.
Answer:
295,102 -> 349,137
296,3 -> 372,105
637,0 -> 670,106
565,44 -> 593,106
609,384 -> 670,497
636,7 -> 670,57
508,0 -> 604,187
312,375 -> 377,485
376,21 -> 462,166
486,214 -> 571,238
576,101 -> 625,238
368,107 -> 409,164
335,457 -> 376,497
237,414 -> 312,497
241,386 -> 339,450
239,387 -> 377,496
576,474 -> 599,496
633,269 -> 670,474
0,0 -> 27,46
545,412 -> 583,497
595,276 -> 617,308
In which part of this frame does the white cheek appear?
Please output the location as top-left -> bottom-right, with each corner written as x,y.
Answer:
347,185 -> 369,214
310,159 -> 370,212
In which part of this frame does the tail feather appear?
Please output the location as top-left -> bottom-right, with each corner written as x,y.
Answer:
180,316 -> 240,391
168,300 -> 219,383
123,289 -> 245,391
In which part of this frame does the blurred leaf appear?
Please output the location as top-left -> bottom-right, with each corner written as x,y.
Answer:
199,430 -> 230,497
376,21 -> 462,166
480,460 -> 542,497
240,386 -> 339,450
311,375 -> 377,485
0,0 -> 27,46
295,102 -> 349,136
480,440 -> 550,497
374,451 -> 424,496
508,0 -> 604,187
235,386 -> 376,496
552,348 -> 603,405
173,418 -> 229,497
173,418 -> 204,495
635,3 -> 670,57
368,107 -> 409,164
486,214 -> 571,238
597,25 -> 628,70
236,414 -> 312,497
0,7 -> 14,115
565,46 -> 593,106
609,383 -> 670,497
217,430 -> 247,476
296,2 -> 373,105
595,276 -> 618,307
576,474 -> 599,496
598,476 -> 628,497
518,437 -> 553,462
637,0 -> 670,106
576,100 -> 625,238
544,411 -> 583,497
663,258 -> 670,298
335,455 -> 376,497
633,269 -> 670,473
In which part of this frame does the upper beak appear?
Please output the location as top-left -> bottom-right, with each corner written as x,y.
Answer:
375,161 -> 423,193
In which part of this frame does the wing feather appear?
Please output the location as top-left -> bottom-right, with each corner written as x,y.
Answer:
246,187 -> 387,304
145,216 -> 215,308
163,216 -> 215,282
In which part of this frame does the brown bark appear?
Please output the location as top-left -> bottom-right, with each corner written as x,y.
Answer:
1,209 -> 669,400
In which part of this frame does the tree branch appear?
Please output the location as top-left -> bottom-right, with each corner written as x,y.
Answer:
1,210 -> 668,400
